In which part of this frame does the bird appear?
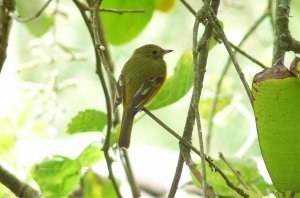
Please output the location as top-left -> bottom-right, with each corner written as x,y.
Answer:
113,44 -> 173,148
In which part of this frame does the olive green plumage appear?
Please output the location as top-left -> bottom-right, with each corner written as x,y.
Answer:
114,44 -> 172,148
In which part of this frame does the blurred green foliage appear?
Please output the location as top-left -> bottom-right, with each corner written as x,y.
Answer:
191,158 -> 275,197
67,109 -> 107,134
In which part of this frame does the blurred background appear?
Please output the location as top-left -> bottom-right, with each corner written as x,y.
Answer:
0,0 -> 299,197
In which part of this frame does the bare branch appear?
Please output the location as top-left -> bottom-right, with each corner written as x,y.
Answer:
120,149 -> 140,198
143,108 -> 248,197
10,0 -> 53,22
219,153 -> 249,190
206,10 -> 270,153
205,7 -> 254,106
0,0 -> 14,72
195,107 -> 208,197
0,164 -> 40,198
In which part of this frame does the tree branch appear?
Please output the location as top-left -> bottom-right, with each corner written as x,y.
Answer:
73,0 -> 121,197
0,0 -> 14,72
9,0 -> 53,22
205,7 -> 254,106
0,164 -> 40,198
142,108 -> 248,197
272,0 -> 300,63
219,153 -> 249,190
206,8 -> 270,153
168,1 -> 220,197
195,107 -> 209,197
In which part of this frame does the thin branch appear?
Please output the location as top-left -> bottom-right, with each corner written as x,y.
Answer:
90,7 -> 145,14
91,1 -> 122,197
219,153 -> 249,190
180,0 -> 197,16
230,42 -> 268,69
120,149 -> 140,198
0,164 -> 40,198
205,7 -> 254,106
272,0 -> 291,63
206,11 -> 269,153
272,0 -> 300,63
168,155 -> 184,198
73,0 -> 121,197
142,108 -> 249,197
0,0 -> 14,72
9,0 -> 53,22
195,108 -> 208,197
168,1 -> 220,197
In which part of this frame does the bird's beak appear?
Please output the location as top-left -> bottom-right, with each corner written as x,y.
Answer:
162,49 -> 173,55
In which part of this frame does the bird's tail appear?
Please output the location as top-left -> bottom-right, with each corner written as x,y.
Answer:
118,110 -> 134,148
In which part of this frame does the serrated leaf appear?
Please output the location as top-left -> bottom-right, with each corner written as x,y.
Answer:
81,170 -> 118,198
31,155 -> 81,198
16,0 -> 54,37
77,143 -> 104,167
67,109 -> 107,134
148,49 -> 194,110
154,0 -> 176,12
101,0 -> 154,44
191,158 -> 274,196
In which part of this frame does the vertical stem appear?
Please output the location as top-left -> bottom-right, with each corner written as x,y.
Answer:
120,149 -> 140,198
168,1 -> 220,197
272,0 -> 291,63
0,0 -> 14,72
195,108 -> 207,197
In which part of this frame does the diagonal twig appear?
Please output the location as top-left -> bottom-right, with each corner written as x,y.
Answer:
10,0 -> 53,22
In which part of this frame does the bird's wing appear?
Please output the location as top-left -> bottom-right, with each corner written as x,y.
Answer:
130,75 -> 165,115
113,73 -> 125,113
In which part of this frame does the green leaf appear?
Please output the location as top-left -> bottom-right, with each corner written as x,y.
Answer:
0,117 -> 16,155
148,49 -> 194,110
76,142 -> 104,167
191,158 -> 274,196
199,95 -> 232,120
31,155 -> 81,198
253,67 -> 300,192
16,0 -> 54,37
67,109 -> 107,134
101,0 -> 154,44
81,170 -> 118,198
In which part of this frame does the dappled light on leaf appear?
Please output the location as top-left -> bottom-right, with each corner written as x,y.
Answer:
31,155 -> 81,198
101,0 -> 154,45
67,109 -> 107,134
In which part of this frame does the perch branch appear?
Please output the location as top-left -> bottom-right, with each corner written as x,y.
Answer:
143,108 -> 248,197
0,164 -> 40,198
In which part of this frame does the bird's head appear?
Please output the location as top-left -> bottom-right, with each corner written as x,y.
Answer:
134,44 -> 173,59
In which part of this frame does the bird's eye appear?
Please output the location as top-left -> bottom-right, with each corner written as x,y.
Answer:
152,50 -> 158,55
